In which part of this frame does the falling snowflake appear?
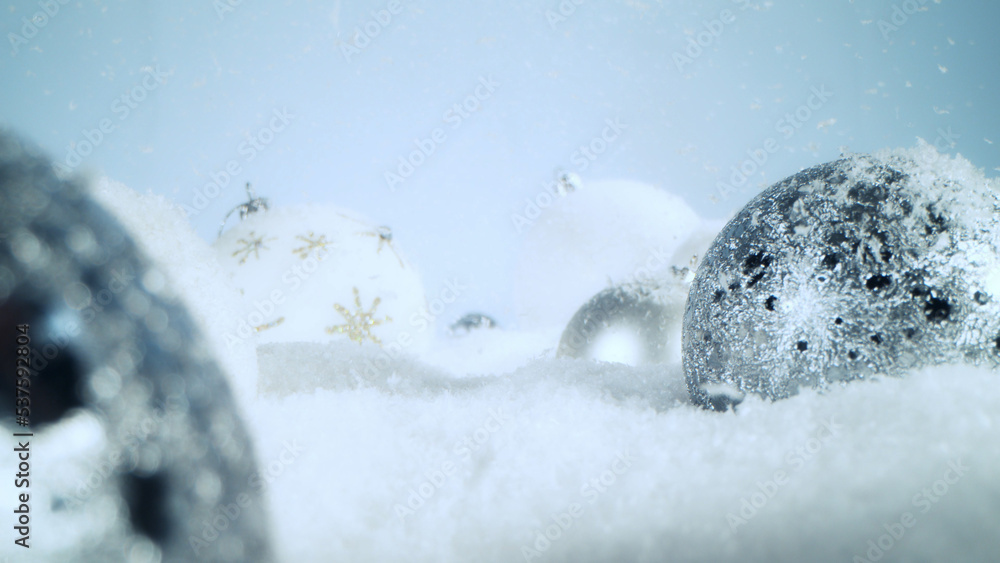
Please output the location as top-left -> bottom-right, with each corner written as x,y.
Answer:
232,231 -> 276,264
326,287 -> 392,344
292,231 -> 331,259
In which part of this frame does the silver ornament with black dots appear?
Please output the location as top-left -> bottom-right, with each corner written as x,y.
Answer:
683,145 -> 1000,411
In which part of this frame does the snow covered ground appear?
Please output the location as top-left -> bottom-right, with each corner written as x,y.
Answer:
73,173 -> 1000,562
248,354 -> 998,563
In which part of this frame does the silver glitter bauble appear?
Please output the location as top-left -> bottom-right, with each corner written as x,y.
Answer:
0,133 -> 272,562
683,144 -> 1000,410
558,278 -> 688,366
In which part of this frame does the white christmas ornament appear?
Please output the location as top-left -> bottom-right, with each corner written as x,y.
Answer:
213,204 -> 430,353
514,179 -> 702,330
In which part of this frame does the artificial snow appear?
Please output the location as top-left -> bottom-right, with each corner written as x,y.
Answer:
90,178 -> 260,411
248,344 -> 999,563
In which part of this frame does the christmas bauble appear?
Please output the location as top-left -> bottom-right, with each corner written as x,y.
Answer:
213,204 -> 430,353
514,179 -> 702,330
0,133 -> 272,561
557,278 -> 688,366
683,143 -> 1000,410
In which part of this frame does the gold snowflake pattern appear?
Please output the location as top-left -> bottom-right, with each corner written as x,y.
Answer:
254,317 -> 285,332
232,231 -> 276,264
326,287 -> 392,345
292,231 -> 332,259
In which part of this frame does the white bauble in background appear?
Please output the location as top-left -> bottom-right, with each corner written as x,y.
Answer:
513,179 -> 702,330
213,204 -> 430,354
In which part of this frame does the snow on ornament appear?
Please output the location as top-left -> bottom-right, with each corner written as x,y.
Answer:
514,178 -> 702,330
90,177 -> 262,413
683,142 -> 1000,411
213,202 -> 430,352
557,272 -> 690,366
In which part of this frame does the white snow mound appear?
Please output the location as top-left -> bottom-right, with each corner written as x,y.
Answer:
248,341 -> 1000,563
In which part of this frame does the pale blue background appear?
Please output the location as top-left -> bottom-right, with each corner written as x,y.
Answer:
3,0 -> 998,327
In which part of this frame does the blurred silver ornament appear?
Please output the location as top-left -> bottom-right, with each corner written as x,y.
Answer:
0,132 -> 273,561
558,276 -> 688,366
683,145 -> 1000,410
555,169 -> 582,195
449,312 -> 497,336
